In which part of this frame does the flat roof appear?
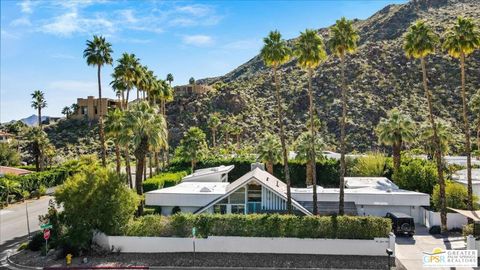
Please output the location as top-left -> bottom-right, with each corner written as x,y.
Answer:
182,165 -> 235,181
0,166 -> 32,176
291,186 -> 426,195
146,182 -> 229,195
345,177 -> 399,190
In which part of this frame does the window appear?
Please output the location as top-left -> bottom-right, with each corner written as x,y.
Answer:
213,204 -> 227,214
229,187 -> 245,203
231,205 -> 245,214
248,184 -> 261,202
81,106 -> 88,115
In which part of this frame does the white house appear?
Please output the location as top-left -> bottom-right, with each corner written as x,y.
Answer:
182,165 -> 234,182
145,165 -> 430,222
452,168 -> 480,198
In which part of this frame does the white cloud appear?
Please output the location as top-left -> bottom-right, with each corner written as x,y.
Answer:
11,17 -> 32,27
119,9 -> 137,23
41,12 -> 115,37
1,30 -> 20,40
19,0 -> 34,14
51,53 -> 77,60
176,5 -> 211,17
182,35 -> 213,46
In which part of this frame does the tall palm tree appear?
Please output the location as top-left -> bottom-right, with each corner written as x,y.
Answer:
27,127 -> 49,171
258,133 -> 283,175
404,20 -> 447,232
294,29 -> 327,215
166,73 -> 174,87
328,17 -> 359,215
70,103 -> 79,116
31,90 -> 47,129
177,127 -> 208,171
208,112 -> 221,148
111,53 -> 140,109
420,121 -> 453,159
125,101 -> 167,214
443,17 -> 480,211
376,109 -> 416,177
261,30 -> 293,213
105,109 -> 125,176
83,35 -> 113,167
294,131 -> 325,186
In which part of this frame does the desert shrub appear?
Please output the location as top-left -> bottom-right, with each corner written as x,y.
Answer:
126,213 -> 391,239
350,153 -> 387,177
28,232 -> 45,251
0,143 -> 20,166
142,171 -> 188,192
432,181 -> 478,211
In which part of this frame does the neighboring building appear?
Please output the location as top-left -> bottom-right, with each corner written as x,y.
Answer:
182,165 -> 234,182
146,165 -> 430,222
174,84 -> 213,96
0,166 -> 32,176
452,169 -> 480,197
0,131 -> 13,143
71,96 -> 120,121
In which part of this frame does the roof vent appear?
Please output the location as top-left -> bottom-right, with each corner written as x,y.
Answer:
200,187 -> 212,192
266,177 -> 269,182
251,162 -> 265,171
387,188 -> 392,193
276,181 -> 279,187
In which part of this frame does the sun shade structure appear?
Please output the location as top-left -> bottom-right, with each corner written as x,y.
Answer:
448,208 -> 480,222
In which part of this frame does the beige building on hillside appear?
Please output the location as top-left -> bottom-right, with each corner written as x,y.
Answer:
174,84 -> 213,96
72,96 -> 120,121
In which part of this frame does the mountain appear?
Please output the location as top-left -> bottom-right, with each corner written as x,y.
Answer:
167,0 -> 480,153
19,115 -> 49,126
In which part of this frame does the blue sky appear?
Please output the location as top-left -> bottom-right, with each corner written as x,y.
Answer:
1,0 -> 407,122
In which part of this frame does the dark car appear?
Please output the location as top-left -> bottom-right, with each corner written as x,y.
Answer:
386,212 -> 415,237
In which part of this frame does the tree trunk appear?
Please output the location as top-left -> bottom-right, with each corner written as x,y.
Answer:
421,58 -> 447,232
266,162 -> 274,175
35,150 -> 40,172
143,157 -> 147,181
149,153 -> 153,178
392,141 -> 401,178
97,65 -> 107,167
115,141 -> 121,176
460,53 -> 473,211
155,152 -> 160,174
477,120 -> 480,155
191,159 -> 196,172
125,148 -> 133,188
126,89 -> 130,109
236,134 -> 241,149
308,68 -> 319,215
38,108 -> 42,129
339,56 -> 347,216
306,160 -> 313,186
273,66 -> 292,213
212,130 -> 217,148
134,138 -> 148,215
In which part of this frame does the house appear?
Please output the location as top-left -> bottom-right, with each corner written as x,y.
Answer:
145,165 -> 430,221
71,96 -> 120,121
174,84 -> 212,96
452,169 -> 480,197
0,166 -> 32,176
182,165 -> 234,182
0,131 -> 13,143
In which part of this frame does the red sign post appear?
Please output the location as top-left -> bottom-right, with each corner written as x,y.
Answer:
44,229 -> 50,240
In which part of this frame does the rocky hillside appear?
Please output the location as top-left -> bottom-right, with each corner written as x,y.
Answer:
167,0 -> 480,153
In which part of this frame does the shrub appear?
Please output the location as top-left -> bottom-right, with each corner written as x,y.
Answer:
28,232 -> 45,251
463,224 -> 474,237
142,171 -> 188,192
125,213 -> 391,239
432,181 -> 478,211
349,154 -> 387,177
429,226 -> 441,235
55,166 -> 140,250
394,157 -> 437,194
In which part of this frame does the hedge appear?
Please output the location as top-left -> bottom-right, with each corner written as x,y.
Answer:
3,167 -> 71,194
124,214 -> 391,240
142,171 -> 188,192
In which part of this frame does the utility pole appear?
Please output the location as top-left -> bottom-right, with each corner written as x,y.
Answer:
25,201 -> 31,239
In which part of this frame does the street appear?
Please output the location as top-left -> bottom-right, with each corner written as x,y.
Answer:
0,196 -> 52,248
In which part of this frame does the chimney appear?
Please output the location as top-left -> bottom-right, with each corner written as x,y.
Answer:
251,162 -> 265,171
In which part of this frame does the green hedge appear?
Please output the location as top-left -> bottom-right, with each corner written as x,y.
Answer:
124,214 -> 391,239
143,171 -> 188,192
169,158 -> 340,188
3,167 -> 71,194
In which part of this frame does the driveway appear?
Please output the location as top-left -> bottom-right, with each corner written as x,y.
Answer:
395,225 -> 476,270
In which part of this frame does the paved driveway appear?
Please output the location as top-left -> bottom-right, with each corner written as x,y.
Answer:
395,225 -> 476,270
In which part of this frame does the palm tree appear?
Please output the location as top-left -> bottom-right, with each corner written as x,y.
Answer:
294,131 -> 325,186
70,103 -> 79,116
27,127 -> 49,171
375,109 -> 416,177
83,35 -> 113,167
294,29 -> 327,215
328,17 -> 359,215
443,17 -> 480,211
61,106 -> 72,118
105,109 -> 125,176
125,101 -> 167,213
166,73 -> 174,87
208,112 -> 221,148
420,121 -> 453,159
470,90 -> 480,152
258,133 -> 282,174
0,178 -> 20,206
112,53 -> 140,109
31,90 -> 47,128
177,127 -> 208,171
260,30 -> 293,213
404,20 -> 447,232
189,77 -> 195,85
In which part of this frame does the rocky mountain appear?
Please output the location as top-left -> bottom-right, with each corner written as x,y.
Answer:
19,115 -> 49,126
167,0 -> 480,153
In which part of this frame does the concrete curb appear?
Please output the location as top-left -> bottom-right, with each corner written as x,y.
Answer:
7,254 -> 43,270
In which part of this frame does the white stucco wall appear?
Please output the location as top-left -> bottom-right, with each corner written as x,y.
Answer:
93,233 -> 395,256
421,208 -> 468,229
358,205 -> 422,223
